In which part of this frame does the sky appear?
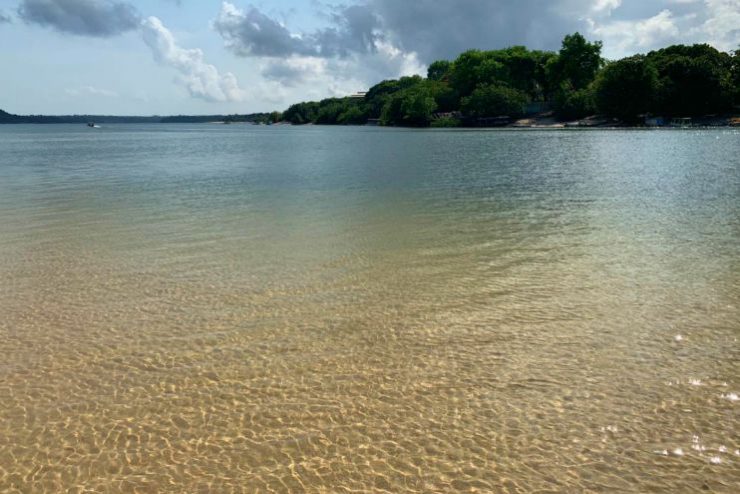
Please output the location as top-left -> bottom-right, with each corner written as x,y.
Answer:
1,0 -> 738,115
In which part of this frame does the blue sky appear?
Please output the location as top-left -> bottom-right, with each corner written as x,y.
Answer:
1,0 -> 738,115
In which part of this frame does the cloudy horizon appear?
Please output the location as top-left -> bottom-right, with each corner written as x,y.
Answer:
1,0 -> 738,115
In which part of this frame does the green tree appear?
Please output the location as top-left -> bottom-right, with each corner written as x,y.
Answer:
427,60 -> 452,81
381,86 -> 437,126
475,57 -> 507,87
449,50 -> 487,97
365,76 -> 424,118
269,111 -> 282,123
461,84 -> 529,118
426,80 -> 460,112
449,47 -> 556,101
595,56 -> 658,121
278,39 -> 736,127
283,101 -> 320,124
401,88 -> 438,126
501,47 -> 540,97
554,86 -> 596,120
647,44 -> 734,116
337,106 -> 368,125
548,33 -> 603,91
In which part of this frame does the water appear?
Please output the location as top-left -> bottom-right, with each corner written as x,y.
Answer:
0,124 -> 738,492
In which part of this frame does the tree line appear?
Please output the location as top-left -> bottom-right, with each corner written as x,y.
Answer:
0,109 -> 279,125
282,33 -> 740,127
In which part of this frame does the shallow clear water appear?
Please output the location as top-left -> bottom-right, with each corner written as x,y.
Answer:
0,124 -> 738,492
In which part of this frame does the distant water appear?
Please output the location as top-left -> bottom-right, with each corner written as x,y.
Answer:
0,124 -> 738,492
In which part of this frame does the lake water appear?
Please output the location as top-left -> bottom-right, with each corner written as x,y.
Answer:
0,124 -> 738,492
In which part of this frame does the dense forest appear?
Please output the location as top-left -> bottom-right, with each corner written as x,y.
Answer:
282,33 -> 740,127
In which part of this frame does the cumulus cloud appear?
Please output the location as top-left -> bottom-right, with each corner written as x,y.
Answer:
14,1 -> 247,104
209,1 -> 598,97
141,16 -> 245,102
260,40 -> 424,90
317,4 -> 381,57
213,2 -> 318,57
212,1 -> 603,68
692,0 -> 740,52
592,0 -> 623,13
590,9 -> 681,55
261,57 -> 329,87
18,0 -> 140,37
213,1 -> 381,59
367,0 -> 588,64
358,0 -> 738,62
214,1 -> 422,96
0,10 -> 12,23
588,0 -> 740,57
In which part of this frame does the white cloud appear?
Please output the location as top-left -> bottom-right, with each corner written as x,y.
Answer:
141,16 -> 246,102
592,0 -> 622,14
65,85 -> 119,97
261,57 -> 329,87
252,38 -> 425,105
587,0 -> 740,58
590,9 -> 681,57
212,2 -> 425,101
691,0 -> 740,51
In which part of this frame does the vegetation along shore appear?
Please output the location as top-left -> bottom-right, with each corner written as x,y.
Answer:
282,33 -> 740,128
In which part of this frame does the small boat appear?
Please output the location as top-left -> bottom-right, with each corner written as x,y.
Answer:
87,122 -> 100,128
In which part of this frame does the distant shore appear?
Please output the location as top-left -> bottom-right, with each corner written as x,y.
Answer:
0,109 -> 276,125
2,108 -> 738,129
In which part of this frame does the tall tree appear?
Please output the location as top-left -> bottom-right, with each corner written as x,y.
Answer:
648,44 -> 734,115
380,84 -> 438,127
595,56 -> 658,121
548,33 -> 603,91
449,50 -> 487,97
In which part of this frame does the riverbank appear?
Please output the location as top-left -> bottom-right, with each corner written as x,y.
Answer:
507,112 -> 740,129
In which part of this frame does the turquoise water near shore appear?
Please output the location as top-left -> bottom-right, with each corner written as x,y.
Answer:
0,124 -> 738,492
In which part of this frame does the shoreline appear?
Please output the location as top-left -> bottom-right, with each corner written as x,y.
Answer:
2,114 -> 738,130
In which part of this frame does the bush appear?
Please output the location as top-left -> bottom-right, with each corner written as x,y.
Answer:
430,117 -> 461,127
554,86 -> 596,120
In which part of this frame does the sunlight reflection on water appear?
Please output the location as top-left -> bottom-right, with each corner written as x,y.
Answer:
0,125 -> 738,492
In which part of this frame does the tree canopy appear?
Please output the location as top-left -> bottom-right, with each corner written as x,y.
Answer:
594,56 -> 658,122
276,34 -> 739,127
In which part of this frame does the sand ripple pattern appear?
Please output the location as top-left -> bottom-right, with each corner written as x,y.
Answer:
0,125 -> 738,492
